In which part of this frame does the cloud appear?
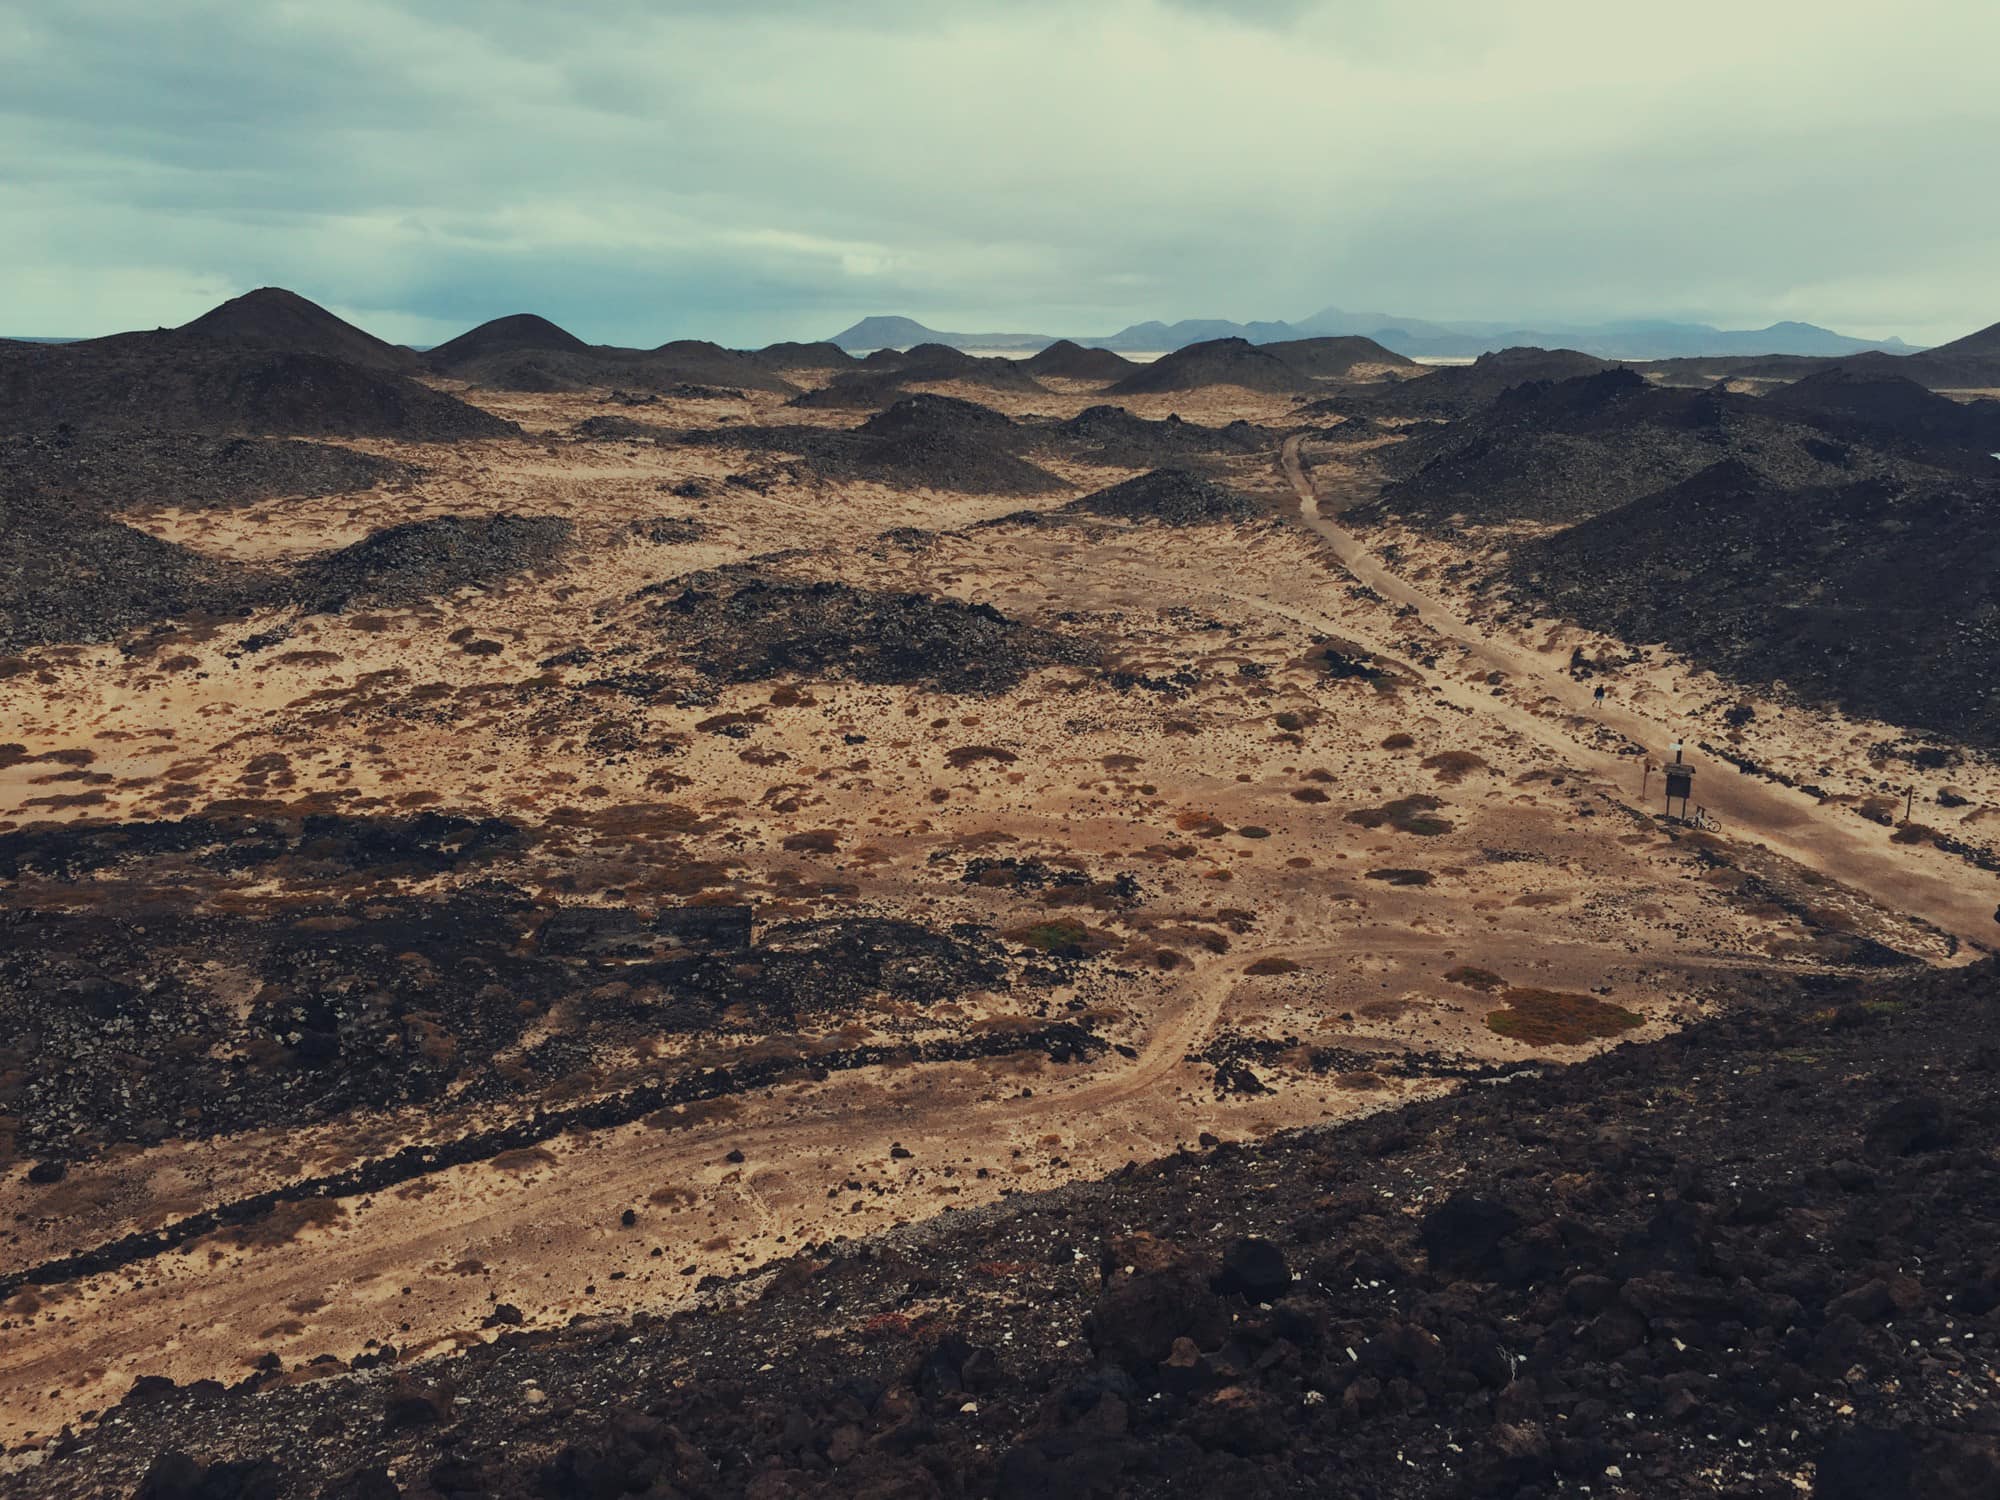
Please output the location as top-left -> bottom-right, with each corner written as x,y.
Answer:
1,0 -> 1995,343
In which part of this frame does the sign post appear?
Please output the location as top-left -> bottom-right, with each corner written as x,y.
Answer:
1663,741 -> 1696,821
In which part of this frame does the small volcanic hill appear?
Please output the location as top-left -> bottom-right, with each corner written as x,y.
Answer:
1260,335 -> 1416,379
793,346 -> 1048,410
1045,405 -> 1273,469
1762,367 -> 2000,454
1358,368 -> 1938,529
0,429 -> 411,514
849,410 -> 1063,496
1925,317 -> 2000,358
295,514 -> 574,613
855,392 -> 1019,441
169,287 -> 421,373
1688,320 -> 2000,393
424,313 -> 591,368
687,396 -> 1063,496
1368,346 -> 1615,416
1846,317 -> 2000,391
748,340 -> 860,373
0,490 -> 265,654
0,343 -> 517,440
1022,339 -> 1138,382
1510,460 -> 2000,747
633,566 -> 1094,693
652,339 -> 796,391
1065,468 -> 1263,526
435,338 -> 797,396
1108,337 -> 1314,396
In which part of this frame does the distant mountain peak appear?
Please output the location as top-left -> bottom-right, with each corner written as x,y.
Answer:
829,309 -> 1923,362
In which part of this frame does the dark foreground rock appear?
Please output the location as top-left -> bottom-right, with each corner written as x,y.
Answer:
15,954 -> 2000,1498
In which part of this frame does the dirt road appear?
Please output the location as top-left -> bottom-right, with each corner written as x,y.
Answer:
1278,434 -> 1999,955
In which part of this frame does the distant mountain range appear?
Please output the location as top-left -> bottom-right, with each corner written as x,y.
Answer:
829,308 -> 1920,362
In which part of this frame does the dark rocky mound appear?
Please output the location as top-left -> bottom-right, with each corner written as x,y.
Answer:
570,414 -> 672,442
784,371 -> 920,410
749,341 -> 860,372
294,514 -> 573,612
683,399 -> 1063,496
1640,323 -> 2000,395
1357,369 -> 1938,529
1108,337 -> 1314,396
1760,368 -> 2000,454
1023,339 -> 1139,382
1045,405 -> 1273,468
840,397 -> 1062,493
1368,346 -> 1615,417
856,429 -> 1063,495
855,392 -> 1019,441
436,339 -> 796,396
793,347 -> 1047,410
1511,460 -> 2000,747
424,313 -> 590,368
1065,468 -> 1263,526
0,491 -> 266,653
0,342 -> 517,440
431,349 -> 591,393
168,287 -> 420,373
1923,317 -> 2000,359
1834,320 -> 2000,391
0,429 -> 411,513
651,339 -> 798,392
636,567 -> 1094,692
1260,335 -> 1415,378
29,956 -> 2000,1499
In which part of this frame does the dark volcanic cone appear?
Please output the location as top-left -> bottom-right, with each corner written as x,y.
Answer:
172,287 -> 421,372
427,313 -> 591,369
1023,340 -> 1139,382
1107,337 -> 1314,396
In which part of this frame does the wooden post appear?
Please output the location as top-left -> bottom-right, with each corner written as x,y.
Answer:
1905,784 -> 1915,824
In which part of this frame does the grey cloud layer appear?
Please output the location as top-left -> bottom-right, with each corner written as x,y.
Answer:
2,0 -> 1994,343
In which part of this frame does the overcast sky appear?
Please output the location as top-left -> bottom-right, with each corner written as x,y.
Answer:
3,0 -> 1995,346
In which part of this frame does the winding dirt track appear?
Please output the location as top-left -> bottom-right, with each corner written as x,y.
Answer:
1278,434 -> 1999,956
0,957 -> 1237,1444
